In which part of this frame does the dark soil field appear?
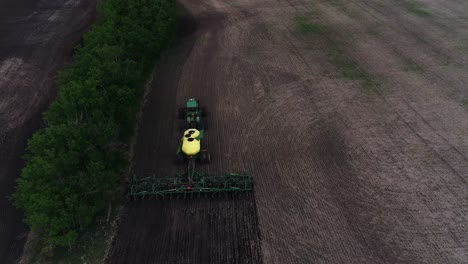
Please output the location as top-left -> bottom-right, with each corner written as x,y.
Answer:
109,0 -> 468,264
110,0 -> 468,263
0,0 -> 97,262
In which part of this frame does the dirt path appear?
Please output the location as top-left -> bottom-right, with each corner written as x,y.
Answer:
110,0 -> 468,263
0,0 -> 97,262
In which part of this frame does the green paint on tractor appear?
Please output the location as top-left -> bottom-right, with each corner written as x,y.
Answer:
186,98 -> 198,108
178,98 -> 207,130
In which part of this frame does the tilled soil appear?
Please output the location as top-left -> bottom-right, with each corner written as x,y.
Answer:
0,0 -> 97,262
110,0 -> 468,263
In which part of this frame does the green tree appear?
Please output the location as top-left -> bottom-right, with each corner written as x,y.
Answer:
13,0 -> 176,250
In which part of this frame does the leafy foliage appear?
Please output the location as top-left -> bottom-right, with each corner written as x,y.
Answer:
13,0 -> 176,248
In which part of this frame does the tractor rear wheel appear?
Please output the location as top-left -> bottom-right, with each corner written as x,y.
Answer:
200,107 -> 207,117
178,108 -> 186,119
200,107 -> 208,117
196,121 -> 206,130
179,120 -> 188,132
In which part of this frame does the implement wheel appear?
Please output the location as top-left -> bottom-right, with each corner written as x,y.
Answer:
201,151 -> 211,164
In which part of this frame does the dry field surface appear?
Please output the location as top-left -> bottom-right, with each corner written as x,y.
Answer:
110,0 -> 468,263
0,0 -> 96,262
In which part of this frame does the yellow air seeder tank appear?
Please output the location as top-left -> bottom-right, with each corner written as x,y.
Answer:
181,129 -> 201,156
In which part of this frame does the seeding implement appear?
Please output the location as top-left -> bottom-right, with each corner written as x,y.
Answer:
128,101 -> 253,199
128,161 -> 253,198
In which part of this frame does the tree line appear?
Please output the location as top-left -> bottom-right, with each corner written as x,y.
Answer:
12,0 -> 176,248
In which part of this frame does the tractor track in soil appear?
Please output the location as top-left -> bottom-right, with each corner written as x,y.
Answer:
0,0 -> 97,262
110,0 -> 468,263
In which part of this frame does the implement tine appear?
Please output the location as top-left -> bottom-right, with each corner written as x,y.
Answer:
128,171 -> 253,199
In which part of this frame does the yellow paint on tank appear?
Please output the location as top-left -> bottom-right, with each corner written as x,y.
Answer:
181,129 -> 201,156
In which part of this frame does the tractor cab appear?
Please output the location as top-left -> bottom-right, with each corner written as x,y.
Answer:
186,98 -> 199,110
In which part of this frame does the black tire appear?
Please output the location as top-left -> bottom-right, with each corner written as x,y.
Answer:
196,122 -> 204,130
179,120 -> 188,132
200,151 -> 210,164
200,106 -> 207,117
178,108 -> 186,119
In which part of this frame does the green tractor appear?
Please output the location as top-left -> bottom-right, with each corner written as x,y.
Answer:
178,98 -> 207,130
127,99 -> 253,198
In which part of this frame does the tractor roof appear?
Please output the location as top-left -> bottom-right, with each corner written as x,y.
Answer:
186,98 -> 198,108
